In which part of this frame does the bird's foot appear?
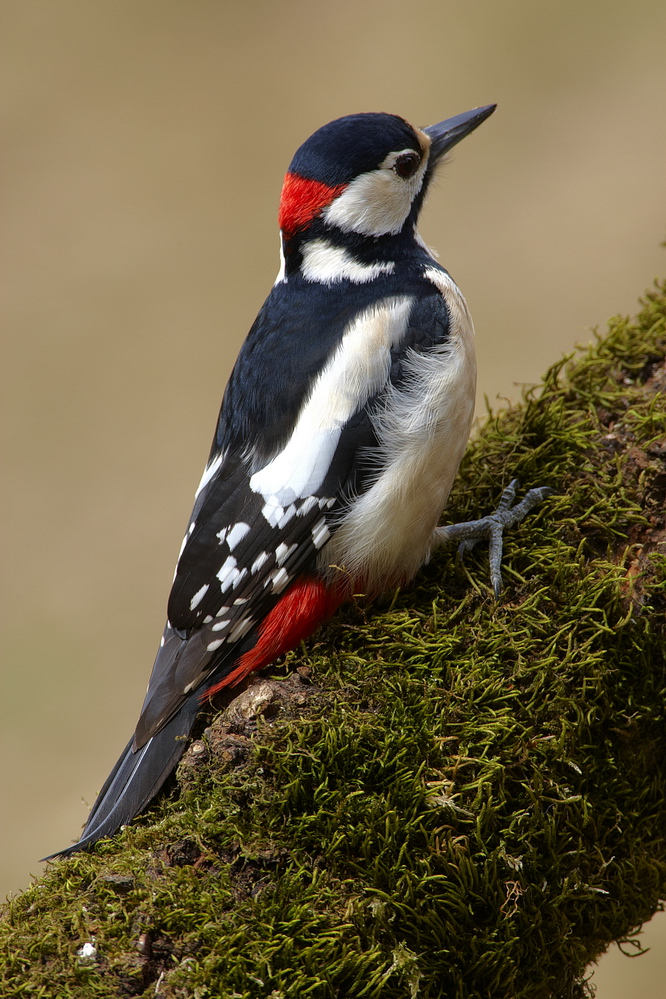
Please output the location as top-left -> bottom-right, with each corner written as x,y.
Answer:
432,479 -> 554,597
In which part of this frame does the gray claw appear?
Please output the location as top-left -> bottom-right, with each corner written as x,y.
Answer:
435,481 -> 554,597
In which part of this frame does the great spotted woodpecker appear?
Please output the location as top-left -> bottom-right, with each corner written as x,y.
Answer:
53,106 -> 551,855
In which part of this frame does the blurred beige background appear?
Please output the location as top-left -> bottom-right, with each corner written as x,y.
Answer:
2,1 -> 665,994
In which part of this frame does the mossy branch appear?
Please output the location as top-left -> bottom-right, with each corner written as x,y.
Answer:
3,281 -> 666,999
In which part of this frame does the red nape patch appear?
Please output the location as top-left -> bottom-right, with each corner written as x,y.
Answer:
202,576 -> 345,698
278,172 -> 346,237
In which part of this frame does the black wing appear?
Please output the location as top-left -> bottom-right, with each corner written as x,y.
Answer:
134,278 -> 452,745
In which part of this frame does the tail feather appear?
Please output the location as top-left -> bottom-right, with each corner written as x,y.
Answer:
46,694 -> 201,858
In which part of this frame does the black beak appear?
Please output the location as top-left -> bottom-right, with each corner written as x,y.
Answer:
424,104 -> 496,161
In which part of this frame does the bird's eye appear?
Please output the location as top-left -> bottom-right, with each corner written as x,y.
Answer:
394,152 -> 421,179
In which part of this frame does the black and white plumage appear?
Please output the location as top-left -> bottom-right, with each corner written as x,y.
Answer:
51,104 -> 549,857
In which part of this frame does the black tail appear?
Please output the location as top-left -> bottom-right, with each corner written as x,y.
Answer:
46,693 -> 201,858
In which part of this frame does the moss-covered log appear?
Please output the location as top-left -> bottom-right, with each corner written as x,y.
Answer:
2,281 -> 666,999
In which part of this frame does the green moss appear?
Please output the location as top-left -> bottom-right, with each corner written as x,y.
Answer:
2,281 -> 666,998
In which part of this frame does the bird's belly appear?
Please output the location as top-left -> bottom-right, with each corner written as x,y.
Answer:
320,278 -> 476,595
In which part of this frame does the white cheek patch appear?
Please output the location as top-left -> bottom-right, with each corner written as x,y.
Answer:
300,240 -> 395,284
323,150 -> 426,237
250,297 -> 413,507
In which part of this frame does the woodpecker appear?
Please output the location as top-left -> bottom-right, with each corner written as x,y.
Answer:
52,105 -> 550,856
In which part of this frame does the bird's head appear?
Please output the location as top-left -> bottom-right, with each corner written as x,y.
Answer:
277,106 -> 496,250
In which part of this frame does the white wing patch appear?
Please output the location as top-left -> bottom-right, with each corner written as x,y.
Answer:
250,296 -> 413,509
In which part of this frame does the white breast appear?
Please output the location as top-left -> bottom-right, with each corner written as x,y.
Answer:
320,267 -> 476,594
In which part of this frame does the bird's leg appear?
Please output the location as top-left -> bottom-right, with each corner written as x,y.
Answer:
431,479 -> 554,597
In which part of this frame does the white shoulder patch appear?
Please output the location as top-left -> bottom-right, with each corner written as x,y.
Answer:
249,296 -> 413,506
300,240 -> 395,285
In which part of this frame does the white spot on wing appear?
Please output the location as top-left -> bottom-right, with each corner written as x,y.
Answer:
189,583 -> 209,611
267,567 -> 290,593
174,520 -> 197,580
228,617 -> 254,642
195,453 -> 223,499
215,605 -> 230,616
217,555 -> 236,582
251,551 -> 270,574
226,522 -> 251,550
300,240 -> 395,284
207,639 -> 224,652
212,619 -> 230,631
277,504 -> 297,528
216,556 -> 247,593
250,298 -> 413,505
297,496 -> 318,517
312,519 -> 330,549
261,497 -> 285,527
275,542 -> 298,566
